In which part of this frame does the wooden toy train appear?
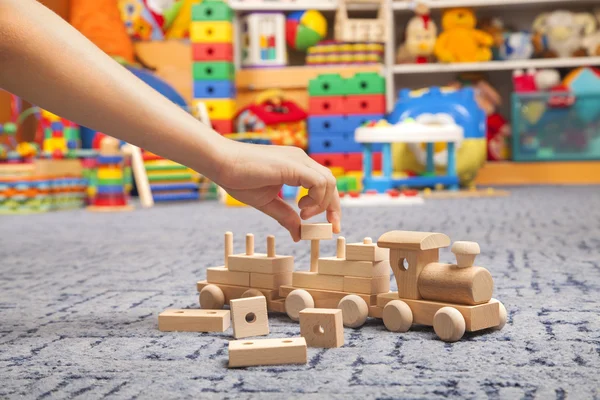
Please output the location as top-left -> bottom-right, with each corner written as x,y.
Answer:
197,224 -> 506,342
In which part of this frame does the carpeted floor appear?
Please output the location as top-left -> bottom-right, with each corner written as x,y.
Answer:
0,186 -> 599,399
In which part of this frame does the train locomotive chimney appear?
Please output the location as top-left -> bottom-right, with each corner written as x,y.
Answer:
451,241 -> 481,268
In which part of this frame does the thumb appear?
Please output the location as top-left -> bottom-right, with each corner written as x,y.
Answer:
256,197 -> 301,242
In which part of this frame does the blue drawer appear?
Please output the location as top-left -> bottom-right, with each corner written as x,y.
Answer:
193,80 -> 236,99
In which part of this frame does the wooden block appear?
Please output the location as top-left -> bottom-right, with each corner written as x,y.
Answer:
389,248 -> 439,300
228,337 -> 307,368
207,266 -> 250,287
33,159 -> 83,177
230,296 -> 269,339
158,309 -> 230,332
299,308 -> 344,348
346,238 -> 389,262
267,298 -> 286,313
418,263 -> 493,305
377,231 -> 451,251
292,271 -> 344,291
300,223 -> 333,240
368,305 -> 383,319
375,292 -> 500,332
250,272 -> 292,290
228,253 -> 294,274
197,281 -> 278,302
318,257 -> 390,278
279,285 -> 378,308
343,275 -> 390,295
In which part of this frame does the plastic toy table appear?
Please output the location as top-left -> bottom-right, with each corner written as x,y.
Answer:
355,122 -> 464,192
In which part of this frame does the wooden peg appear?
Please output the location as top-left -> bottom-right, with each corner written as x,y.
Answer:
267,235 -> 276,257
224,232 -> 233,268
310,240 -> 319,272
336,237 -> 346,259
246,234 -> 254,256
451,241 -> 481,268
363,237 -> 373,244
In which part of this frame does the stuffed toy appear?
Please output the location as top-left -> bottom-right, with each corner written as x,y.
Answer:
396,3 -> 438,64
479,17 -> 508,60
533,10 -> 596,58
499,32 -> 534,60
582,9 -> 600,56
434,8 -> 494,63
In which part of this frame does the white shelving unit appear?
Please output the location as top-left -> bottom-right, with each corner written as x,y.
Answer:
227,0 -> 600,112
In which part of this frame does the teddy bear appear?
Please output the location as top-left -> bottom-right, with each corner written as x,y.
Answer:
434,8 -> 494,63
396,3 -> 438,64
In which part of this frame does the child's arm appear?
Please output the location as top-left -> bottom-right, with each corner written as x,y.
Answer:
0,0 -> 340,241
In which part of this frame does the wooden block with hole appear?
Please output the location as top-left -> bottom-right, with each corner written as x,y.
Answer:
343,275 -> 390,295
346,238 -> 389,262
230,296 -> 270,339
228,337 -> 307,368
250,272 -> 292,290
299,308 -> 344,348
292,271 -> 344,291
318,258 -> 390,278
158,309 -> 230,332
300,223 -> 333,240
207,267 -> 250,287
279,285 -> 378,308
227,254 -> 294,274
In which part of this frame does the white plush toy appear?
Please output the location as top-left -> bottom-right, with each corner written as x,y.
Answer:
533,10 -> 597,58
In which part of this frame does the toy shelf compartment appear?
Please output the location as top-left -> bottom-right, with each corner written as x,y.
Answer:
511,92 -> 600,162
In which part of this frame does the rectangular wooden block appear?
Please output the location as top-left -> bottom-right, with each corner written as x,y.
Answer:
346,242 -> 389,262
228,253 -> 294,274
376,292 -> 500,331
230,296 -> 269,339
292,271 -> 344,291
207,266 -> 250,287
300,223 -> 333,240
279,285 -> 378,308
250,272 -> 292,290
197,281 -> 278,302
158,309 -> 230,332
344,275 -> 390,295
318,257 -> 390,278
299,308 -> 344,348
368,305 -> 383,319
267,298 -> 286,313
229,337 -> 307,368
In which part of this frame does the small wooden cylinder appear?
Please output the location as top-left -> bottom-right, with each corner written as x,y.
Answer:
363,237 -> 373,244
336,237 -> 346,259
310,240 -> 319,272
267,235 -> 276,257
246,234 -> 254,256
418,263 -> 493,305
224,231 -> 233,268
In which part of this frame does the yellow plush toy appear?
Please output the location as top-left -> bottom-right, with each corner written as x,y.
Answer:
434,8 -> 494,63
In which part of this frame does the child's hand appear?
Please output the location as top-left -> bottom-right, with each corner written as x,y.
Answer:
215,141 -> 341,241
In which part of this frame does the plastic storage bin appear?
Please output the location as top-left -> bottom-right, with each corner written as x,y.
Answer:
511,91 -> 600,161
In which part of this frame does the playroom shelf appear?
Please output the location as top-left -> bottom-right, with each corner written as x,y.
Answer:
228,0 -> 377,11
392,57 -> 600,74
475,161 -> 600,185
392,0 -> 599,11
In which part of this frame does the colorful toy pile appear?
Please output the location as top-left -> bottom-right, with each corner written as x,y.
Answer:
143,151 -> 203,202
191,0 -> 236,134
307,72 -> 386,172
39,110 -> 81,155
306,41 -> 384,66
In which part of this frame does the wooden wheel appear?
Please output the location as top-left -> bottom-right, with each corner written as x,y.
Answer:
242,289 -> 264,298
285,289 -> 314,321
338,295 -> 369,328
433,307 -> 465,342
199,284 -> 225,309
382,300 -> 413,332
493,300 -> 507,330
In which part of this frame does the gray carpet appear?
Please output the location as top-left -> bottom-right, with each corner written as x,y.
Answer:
1,186 -> 599,399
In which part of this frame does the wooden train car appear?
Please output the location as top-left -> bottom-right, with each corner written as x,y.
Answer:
197,232 -> 290,313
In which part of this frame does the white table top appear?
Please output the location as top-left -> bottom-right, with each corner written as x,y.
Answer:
355,122 -> 464,144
